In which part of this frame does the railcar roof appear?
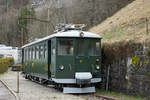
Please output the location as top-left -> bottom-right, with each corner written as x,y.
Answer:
22,30 -> 101,48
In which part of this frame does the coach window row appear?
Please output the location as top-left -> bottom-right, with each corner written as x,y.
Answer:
24,44 -> 47,61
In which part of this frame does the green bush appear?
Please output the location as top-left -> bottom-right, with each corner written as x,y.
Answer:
0,58 -> 14,74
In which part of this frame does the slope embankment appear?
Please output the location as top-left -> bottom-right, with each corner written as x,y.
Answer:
90,0 -> 150,43
89,0 -> 150,99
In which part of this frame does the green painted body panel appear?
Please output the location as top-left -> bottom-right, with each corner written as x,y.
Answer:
51,38 -> 56,78
23,40 -> 49,79
54,38 -> 101,79
31,60 -> 47,77
22,37 -> 101,80
56,56 -> 74,78
88,56 -> 101,78
75,38 -> 90,72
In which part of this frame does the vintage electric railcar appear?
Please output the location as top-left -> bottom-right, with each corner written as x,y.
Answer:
22,24 -> 102,93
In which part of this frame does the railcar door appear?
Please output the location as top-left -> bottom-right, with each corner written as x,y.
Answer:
48,40 -> 51,79
75,39 -> 91,72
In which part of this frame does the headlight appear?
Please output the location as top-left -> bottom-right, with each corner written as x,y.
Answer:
96,65 -> 100,70
59,65 -> 64,70
80,32 -> 84,37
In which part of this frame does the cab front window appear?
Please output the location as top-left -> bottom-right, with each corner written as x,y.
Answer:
88,40 -> 100,56
77,40 -> 84,56
58,40 -> 74,56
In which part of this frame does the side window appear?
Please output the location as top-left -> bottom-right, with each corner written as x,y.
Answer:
30,48 -> 31,60
26,49 -> 28,60
77,40 -> 84,56
52,47 -> 55,56
43,44 -> 46,59
30,47 -> 33,60
33,47 -> 35,60
41,45 -> 43,59
52,40 -> 55,56
45,44 -> 47,59
35,46 -> 37,59
36,46 -> 39,59
58,40 -> 74,56
39,45 -> 41,59
28,48 -> 30,60
24,49 -> 25,61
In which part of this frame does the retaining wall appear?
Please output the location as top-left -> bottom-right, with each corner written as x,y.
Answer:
102,41 -> 150,98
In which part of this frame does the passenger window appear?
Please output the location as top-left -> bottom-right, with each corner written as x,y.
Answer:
36,46 -> 39,59
35,46 -> 37,59
77,40 -> 84,56
44,44 -> 47,59
33,47 -> 35,59
39,46 -> 41,59
28,49 -> 30,60
52,48 -> 55,56
24,49 -> 26,61
88,41 -> 100,56
45,46 -> 47,59
31,48 -> 33,60
52,41 -> 55,56
30,48 -> 32,60
26,49 -> 28,60
41,45 -> 43,59
43,45 -> 45,59
58,40 -> 74,56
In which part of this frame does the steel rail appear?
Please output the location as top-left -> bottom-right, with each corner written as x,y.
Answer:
92,94 -> 116,100
80,93 -> 116,100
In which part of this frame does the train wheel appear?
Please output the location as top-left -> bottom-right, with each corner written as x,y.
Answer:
25,74 -> 28,79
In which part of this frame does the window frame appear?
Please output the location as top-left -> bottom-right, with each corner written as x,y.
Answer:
44,44 -> 47,59
77,39 -> 85,56
88,39 -> 101,56
57,39 -> 74,56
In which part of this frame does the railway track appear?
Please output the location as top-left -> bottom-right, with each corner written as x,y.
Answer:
80,93 -> 116,100
0,79 -> 20,100
29,79 -> 116,100
91,94 -> 115,100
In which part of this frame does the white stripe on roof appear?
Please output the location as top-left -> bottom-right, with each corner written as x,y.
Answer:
22,30 -> 101,48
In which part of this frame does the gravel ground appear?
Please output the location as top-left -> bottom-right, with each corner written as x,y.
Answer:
0,81 -> 15,100
0,70 -> 86,100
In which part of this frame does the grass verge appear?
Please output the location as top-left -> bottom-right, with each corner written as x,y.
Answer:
96,88 -> 146,100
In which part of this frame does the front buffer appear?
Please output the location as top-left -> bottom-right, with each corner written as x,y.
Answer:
63,72 -> 96,93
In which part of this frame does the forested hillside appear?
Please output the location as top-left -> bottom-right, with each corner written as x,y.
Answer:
28,0 -> 134,40
0,0 -> 134,46
0,0 -> 29,46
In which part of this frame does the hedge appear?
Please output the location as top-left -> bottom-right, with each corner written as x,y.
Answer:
0,58 -> 14,74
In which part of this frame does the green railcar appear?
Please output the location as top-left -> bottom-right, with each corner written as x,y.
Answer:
22,25 -> 102,93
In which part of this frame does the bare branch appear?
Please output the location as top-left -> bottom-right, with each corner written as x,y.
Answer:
19,17 -> 49,23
